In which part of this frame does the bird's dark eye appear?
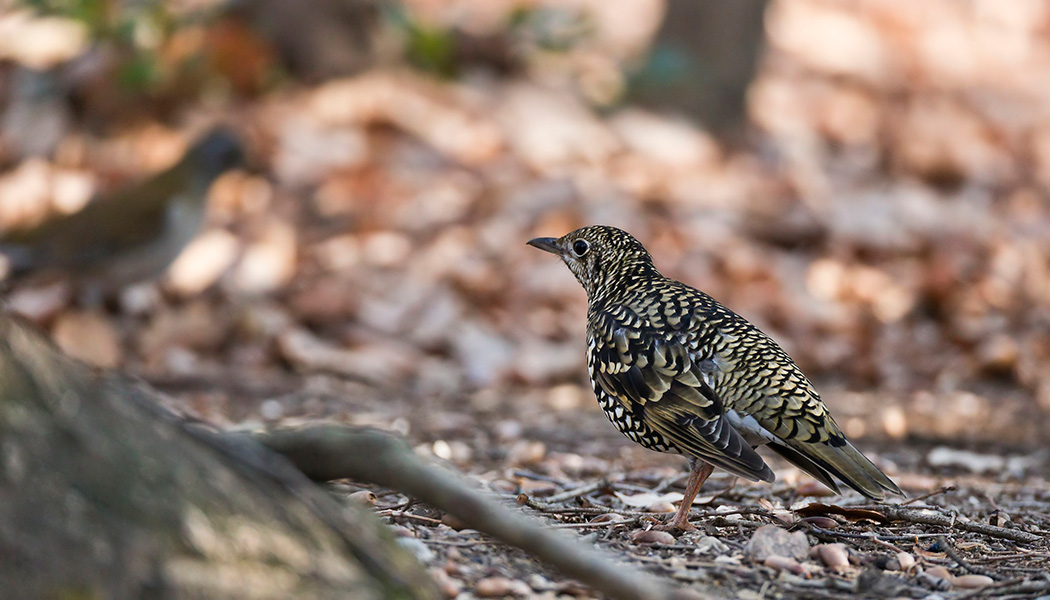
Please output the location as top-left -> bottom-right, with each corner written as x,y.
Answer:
572,239 -> 590,257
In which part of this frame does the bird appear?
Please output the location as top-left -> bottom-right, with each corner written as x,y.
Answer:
0,127 -> 245,297
528,225 -> 901,530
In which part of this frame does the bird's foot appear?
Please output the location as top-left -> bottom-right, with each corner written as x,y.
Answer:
655,514 -> 697,533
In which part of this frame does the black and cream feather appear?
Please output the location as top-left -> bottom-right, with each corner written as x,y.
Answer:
528,225 -> 901,502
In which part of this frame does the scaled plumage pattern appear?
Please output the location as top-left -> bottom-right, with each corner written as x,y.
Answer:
528,225 -> 901,530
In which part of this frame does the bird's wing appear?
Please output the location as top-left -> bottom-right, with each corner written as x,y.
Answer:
591,309 -> 774,483
709,321 -> 902,499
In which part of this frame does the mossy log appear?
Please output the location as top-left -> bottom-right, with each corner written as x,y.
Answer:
0,316 -> 439,600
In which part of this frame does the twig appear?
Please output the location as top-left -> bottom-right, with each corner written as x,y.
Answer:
376,510 -> 445,526
997,566 -> 1050,574
902,485 -> 956,506
512,470 -> 568,485
803,524 -> 945,543
803,523 -> 907,553
551,519 -> 637,529
869,536 -> 908,554
250,424 -> 677,600
973,551 -> 1050,563
858,505 -> 1041,544
420,539 -> 502,547
518,494 -> 655,517
937,535 -> 1003,580
696,506 -> 775,519
545,480 -> 608,504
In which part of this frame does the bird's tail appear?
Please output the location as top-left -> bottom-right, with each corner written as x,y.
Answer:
768,437 -> 902,500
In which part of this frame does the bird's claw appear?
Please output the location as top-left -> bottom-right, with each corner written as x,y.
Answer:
655,516 -> 697,533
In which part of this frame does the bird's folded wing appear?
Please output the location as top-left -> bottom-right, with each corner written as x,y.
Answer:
592,313 -> 773,482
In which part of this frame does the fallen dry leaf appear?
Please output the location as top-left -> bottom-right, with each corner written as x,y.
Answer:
613,491 -> 684,508
51,310 -> 122,368
794,503 -> 889,524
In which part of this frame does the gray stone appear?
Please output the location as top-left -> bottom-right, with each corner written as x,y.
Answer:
745,525 -> 809,561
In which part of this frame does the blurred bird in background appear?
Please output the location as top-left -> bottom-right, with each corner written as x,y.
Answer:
0,127 -> 245,302
529,226 -> 901,531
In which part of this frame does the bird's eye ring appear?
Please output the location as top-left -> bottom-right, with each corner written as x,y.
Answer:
572,239 -> 590,257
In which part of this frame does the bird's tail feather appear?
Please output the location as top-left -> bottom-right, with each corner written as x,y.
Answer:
768,439 -> 902,500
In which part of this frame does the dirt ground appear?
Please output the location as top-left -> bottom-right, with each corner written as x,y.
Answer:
147,367 -> 1050,599
3,0 -> 1050,598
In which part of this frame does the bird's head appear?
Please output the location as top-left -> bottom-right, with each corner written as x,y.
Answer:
185,127 -> 246,181
528,225 -> 656,301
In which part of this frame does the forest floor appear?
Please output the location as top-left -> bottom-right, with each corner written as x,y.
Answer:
4,1 -> 1050,597
150,368 -> 1050,600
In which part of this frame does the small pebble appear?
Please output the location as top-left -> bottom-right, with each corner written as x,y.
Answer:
396,537 -> 435,563
669,588 -> 708,600
895,552 -> 916,571
694,536 -> 728,554
441,512 -> 467,530
507,440 -> 546,465
428,567 -> 463,598
390,526 -> 415,538
475,576 -> 530,597
6,281 -> 72,322
590,513 -> 625,523
259,399 -> 284,421
764,555 -> 805,575
630,529 -> 676,545
953,575 -> 994,589
119,282 -> 161,315
347,490 -> 376,506
926,565 -> 953,581
746,525 -> 810,561
493,420 -> 523,441
647,501 -> 676,513
815,543 -> 849,570
526,574 -> 554,592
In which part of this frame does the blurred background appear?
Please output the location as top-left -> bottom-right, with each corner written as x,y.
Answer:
1,0 -> 1049,470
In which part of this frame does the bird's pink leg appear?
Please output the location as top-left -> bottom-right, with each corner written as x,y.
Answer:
669,460 -> 715,531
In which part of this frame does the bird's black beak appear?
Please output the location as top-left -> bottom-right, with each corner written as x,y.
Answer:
527,237 -> 561,255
